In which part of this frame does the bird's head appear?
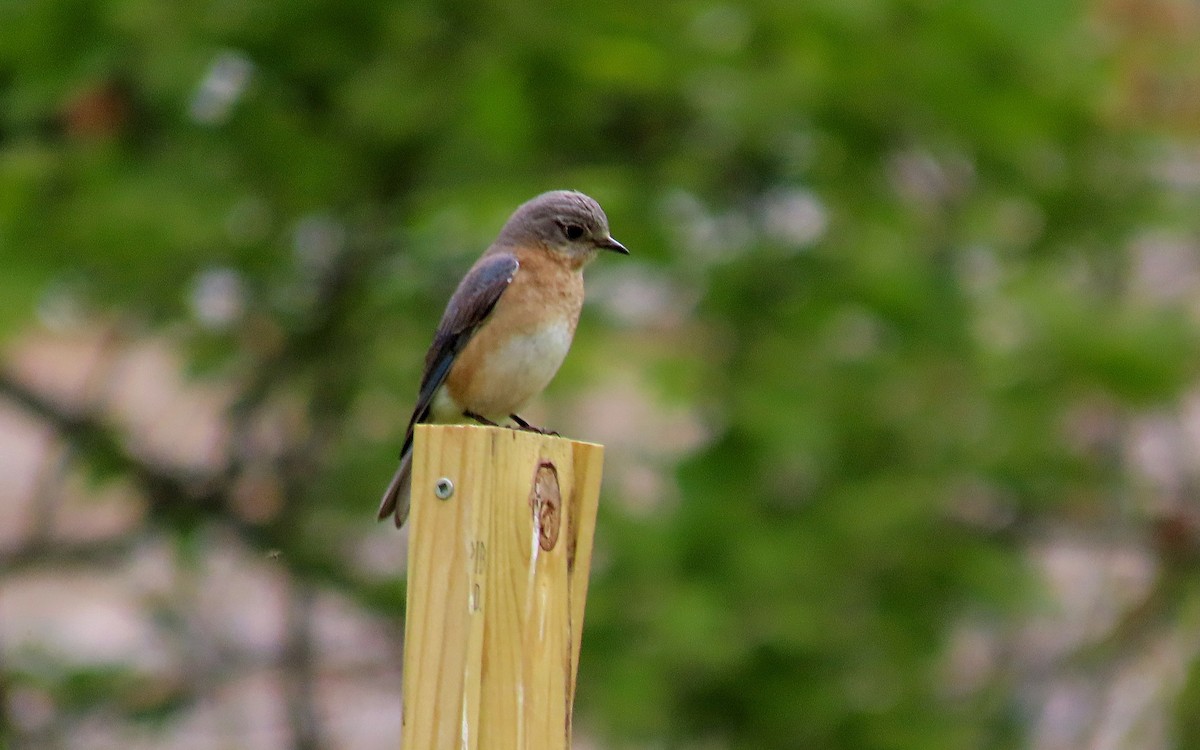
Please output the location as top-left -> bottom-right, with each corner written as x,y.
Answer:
496,190 -> 628,268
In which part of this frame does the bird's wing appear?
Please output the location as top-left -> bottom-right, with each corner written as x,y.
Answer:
399,252 -> 520,456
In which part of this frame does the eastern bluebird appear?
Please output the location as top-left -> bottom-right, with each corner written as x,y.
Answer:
377,190 -> 628,527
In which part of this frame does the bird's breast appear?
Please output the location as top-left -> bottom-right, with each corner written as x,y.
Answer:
493,315 -> 574,389
444,316 -> 575,418
442,258 -> 584,419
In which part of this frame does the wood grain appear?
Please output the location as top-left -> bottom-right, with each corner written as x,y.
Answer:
401,425 -> 605,749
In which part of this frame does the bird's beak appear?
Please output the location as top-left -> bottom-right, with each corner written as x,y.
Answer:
598,236 -> 630,255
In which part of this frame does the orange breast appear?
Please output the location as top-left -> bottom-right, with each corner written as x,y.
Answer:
443,248 -> 584,419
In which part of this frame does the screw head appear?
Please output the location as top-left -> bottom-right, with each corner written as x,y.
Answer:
434,477 -> 454,500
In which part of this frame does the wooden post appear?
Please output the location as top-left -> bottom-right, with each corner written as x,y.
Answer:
401,424 -> 605,749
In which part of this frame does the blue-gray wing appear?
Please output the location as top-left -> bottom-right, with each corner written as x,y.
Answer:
401,252 -> 519,455
378,252 -> 518,526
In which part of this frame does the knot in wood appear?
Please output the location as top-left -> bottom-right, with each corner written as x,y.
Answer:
529,461 -> 561,551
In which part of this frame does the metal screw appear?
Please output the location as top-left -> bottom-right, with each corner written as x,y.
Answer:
434,477 -> 454,500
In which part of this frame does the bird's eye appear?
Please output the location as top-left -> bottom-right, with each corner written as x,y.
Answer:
563,224 -> 585,241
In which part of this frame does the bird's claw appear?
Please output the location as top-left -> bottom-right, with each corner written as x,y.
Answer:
464,411 -> 500,427
509,414 -> 559,437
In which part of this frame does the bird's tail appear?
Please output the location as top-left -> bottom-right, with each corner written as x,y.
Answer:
377,450 -> 413,528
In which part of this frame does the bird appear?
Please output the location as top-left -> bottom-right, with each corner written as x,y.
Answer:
377,190 -> 628,527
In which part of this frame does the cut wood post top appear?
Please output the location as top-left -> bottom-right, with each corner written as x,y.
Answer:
400,424 -> 605,750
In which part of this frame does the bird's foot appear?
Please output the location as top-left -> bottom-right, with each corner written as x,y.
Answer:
509,413 -> 560,437
464,411 -> 501,427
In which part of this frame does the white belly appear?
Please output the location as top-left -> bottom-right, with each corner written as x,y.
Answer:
433,317 -> 574,421
487,318 -> 573,410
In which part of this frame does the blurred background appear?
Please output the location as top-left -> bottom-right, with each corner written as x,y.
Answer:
3,0 -> 1200,748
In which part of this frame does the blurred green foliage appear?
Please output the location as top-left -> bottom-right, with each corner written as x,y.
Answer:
3,0 -> 1200,748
